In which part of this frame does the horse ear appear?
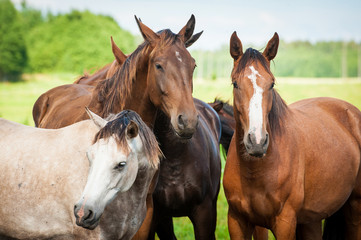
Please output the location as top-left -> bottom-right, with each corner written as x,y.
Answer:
178,14 -> 196,43
211,101 -> 223,113
85,107 -> 107,129
134,15 -> 159,46
111,36 -> 127,65
263,32 -> 279,61
126,120 -> 139,139
185,31 -> 203,48
230,31 -> 243,61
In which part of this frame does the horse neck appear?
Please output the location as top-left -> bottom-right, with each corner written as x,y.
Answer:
101,156 -> 156,237
153,111 -> 187,155
88,47 -> 158,127
125,60 -> 157,127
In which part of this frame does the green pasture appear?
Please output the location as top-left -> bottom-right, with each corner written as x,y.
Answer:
1,74 -> 361,240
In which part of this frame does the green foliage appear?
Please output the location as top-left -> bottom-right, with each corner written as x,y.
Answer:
19,0 -> 43,33
26,10 -> 136,73
0,0 -> 27,81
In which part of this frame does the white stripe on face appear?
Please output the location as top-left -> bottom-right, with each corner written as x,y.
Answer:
175,51 -> 182,62
248,66 -> 264,144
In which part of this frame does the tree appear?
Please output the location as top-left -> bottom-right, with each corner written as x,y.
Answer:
0,0 -> 27,81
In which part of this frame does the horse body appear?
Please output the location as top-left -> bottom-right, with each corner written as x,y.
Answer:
33,84 -> 93,128
0,110 -> 160,240
224,32 -> 361,240
151,98 -> 221,240
0,119 -> 97,239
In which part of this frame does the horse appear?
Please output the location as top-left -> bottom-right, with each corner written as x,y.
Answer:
223,31 -> 361,240
209,98 -> 236,154
32,15 -> 205,239
0,109 -> 161,240
150,98 -> 221,240
209,99 -> 269,240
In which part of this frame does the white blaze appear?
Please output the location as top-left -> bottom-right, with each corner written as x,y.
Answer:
248,66 -> 264,144
175,51 -> 182,62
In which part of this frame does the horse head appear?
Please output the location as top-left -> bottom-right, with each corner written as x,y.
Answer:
230,32 -> 279,157
74,109 -> 160,230
135,15 -> 202,139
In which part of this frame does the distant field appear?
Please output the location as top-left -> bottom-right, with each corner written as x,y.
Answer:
1,74 -> 361,239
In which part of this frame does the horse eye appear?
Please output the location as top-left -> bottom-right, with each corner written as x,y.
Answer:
155,63 -> 163,70
232,82 -> 239,89
115,162 -> 126,170
270,82 -> 275,90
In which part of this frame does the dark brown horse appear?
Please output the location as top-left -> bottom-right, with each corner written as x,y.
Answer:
223,32 -> 361,240
150,98 -> 221,240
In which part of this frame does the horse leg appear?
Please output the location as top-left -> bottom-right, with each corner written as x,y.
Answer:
344,195 -> 361,239
154,215 -> 177,240
189,199 -> 217,240
227,206 -> 254,240
272,208 -> 297,240
295,221 -> 322,240
253,226 -> 268,240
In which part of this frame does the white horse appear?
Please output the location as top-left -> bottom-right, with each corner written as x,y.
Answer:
0,109 -> 161,240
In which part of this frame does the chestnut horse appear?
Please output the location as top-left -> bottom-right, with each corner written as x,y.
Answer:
0,110 -> 160,239
223,32 -> 361,240
32,15 -> 209,239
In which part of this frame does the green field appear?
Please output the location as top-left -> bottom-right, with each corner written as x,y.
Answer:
1,74 -> 361,239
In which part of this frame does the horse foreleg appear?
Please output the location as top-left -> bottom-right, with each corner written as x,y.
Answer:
344,196 -> 361,239
227,206 -> 254,240
253,226 -> 268,240
295,221 -> 322,240
189,199 -> 217,240
272,209 -> 297,240
154,215 -> 176,240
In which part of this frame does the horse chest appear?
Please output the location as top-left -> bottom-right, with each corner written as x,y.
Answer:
154,162 -> 205,211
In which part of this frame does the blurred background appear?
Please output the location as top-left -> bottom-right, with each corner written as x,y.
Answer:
1,0 -> 361,238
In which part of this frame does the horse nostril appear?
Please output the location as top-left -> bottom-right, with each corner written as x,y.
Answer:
178,115 -> 185,130
264,133 -> 269,146
84,209 -> 93,221
247,133 -> 252,144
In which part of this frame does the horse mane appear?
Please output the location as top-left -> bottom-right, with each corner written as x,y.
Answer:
94,29 -> 179,117
93,110 -> 161,168
235,48 -> 288,138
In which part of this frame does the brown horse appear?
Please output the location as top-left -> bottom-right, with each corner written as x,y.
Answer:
223,32 -> 361,240
33,15 -> 204,239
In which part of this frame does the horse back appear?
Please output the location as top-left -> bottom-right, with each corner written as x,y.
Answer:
33,84 -> 93,129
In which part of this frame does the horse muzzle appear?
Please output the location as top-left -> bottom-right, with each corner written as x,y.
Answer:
244,131 -> 269,158
173,113 -> 199,139
74,204 -> 101,230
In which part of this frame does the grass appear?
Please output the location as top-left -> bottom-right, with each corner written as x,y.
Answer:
1,74 -> 361,239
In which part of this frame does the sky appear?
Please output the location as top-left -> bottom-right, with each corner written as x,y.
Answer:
11,0 -> 361,50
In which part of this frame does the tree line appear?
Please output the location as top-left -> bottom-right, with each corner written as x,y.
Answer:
1,0 -> 360,81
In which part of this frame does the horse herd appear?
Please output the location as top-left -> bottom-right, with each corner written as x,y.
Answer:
0,15 -> 361,240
